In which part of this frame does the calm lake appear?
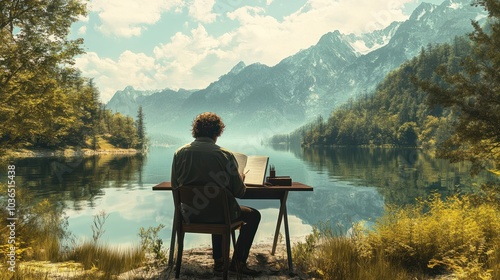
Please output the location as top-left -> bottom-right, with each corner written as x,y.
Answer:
13,142 -> 499,250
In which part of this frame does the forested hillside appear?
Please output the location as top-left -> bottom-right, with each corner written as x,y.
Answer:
0,1 -> 145,150
273,0 -> 499,174
272,36 -> 472,148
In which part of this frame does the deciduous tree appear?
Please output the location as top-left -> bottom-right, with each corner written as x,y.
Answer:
0,0 -> 87,147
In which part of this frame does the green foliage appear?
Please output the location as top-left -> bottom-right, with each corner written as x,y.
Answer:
105,112 -> 139,149
0,182 -> 145,278
138,224 -> 167,270
293,227 -> 321,274
293,223 -> 412,280
295,186 -> 500,280
91,211 -> 109,243
276,0 -> 500,169
0,183 -> 71,263
272,37 -> 471,148
135,106 -> 148,151
417,0 -> 500,174
397,122 -> 418,147
360,192 -> 500,279
490,239 -> 500,280
0,2 -> 144,150
278,0 -> 500,176
0,0 -> 86,147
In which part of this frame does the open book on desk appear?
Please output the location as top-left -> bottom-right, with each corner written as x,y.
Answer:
233,153 -> 269,186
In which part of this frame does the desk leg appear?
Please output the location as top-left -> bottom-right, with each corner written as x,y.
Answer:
282,196 -> 294,274
271,192 -> 294,274
168,210 -> 177,267
271,192 -> 287,255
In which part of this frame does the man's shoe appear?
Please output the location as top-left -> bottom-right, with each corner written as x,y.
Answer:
229,262 -> 261,276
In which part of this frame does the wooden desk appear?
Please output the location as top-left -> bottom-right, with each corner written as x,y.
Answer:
152,182 -> 313,274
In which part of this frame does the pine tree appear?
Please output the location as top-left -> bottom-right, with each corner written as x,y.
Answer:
418,0 -> 500,174
136,106 -> 147,151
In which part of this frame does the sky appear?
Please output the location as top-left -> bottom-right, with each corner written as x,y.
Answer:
70,0 -> 445,103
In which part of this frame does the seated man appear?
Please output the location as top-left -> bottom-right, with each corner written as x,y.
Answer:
171,112 -> 261,276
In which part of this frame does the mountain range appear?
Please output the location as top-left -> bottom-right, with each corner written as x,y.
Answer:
106,0 -> 486,144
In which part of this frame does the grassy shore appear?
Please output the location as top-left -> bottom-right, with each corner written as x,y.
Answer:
1,180 -> 498,279
0,245 -> 146,280
1,137 -> 142,159
293,188 -> 500,280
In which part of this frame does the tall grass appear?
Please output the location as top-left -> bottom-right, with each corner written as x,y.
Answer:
293,225 -> 413,280
294,189 -> 500,280
491,240 -> 500,280
0,268 -> 50,280
62,210 -> 146,278
0,184 -> 149,279
65,240 -> 145,278
0,242 -> 145,280
367,193 -> 500,279
31,232 -> 65,262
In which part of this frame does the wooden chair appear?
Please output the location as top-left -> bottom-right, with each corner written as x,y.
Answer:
172,185 -> 244,280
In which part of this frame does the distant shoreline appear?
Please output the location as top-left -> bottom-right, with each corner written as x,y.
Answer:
3,147 -> 142,159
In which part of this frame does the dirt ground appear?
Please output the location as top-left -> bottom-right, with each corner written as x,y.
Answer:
119,243 -> 312,280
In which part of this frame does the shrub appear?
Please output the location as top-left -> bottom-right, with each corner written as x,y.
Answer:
361,192 -> 500,279
139,224 -> 168,271
294,185 -> 500,280
0,183 -> 71,263
293,223 -> 412,280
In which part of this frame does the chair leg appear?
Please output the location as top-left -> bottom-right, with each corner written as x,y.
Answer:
231,229 -> 237,248
222,233 -> 230,280
175,231 -> 185,279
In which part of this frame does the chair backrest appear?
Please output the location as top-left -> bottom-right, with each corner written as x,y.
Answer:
172,185 -> 240,225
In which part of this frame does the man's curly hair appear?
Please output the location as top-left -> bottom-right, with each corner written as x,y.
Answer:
191,112 -> 226,139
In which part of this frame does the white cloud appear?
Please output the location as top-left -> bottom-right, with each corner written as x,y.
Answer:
222,0 -> 415,66
90,0 -> 184,37
88,0 -> 219,37
79,0 -> 418,102
287,0 -> 395,34
77,14 -> 89,23
188,0 -> 217,23
78,26 -> 87,35
75,51 -> 161,102
153,24 -> 237,90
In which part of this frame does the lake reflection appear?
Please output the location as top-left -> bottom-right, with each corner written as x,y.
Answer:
13,144 -> 499,249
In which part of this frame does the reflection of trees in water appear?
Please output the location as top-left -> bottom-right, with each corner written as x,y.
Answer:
301,146 -> 498,204
14,154 -> 146,210
272,144 -> 500,228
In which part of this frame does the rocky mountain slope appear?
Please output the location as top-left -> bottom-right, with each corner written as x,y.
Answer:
106,0 -> 485,143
